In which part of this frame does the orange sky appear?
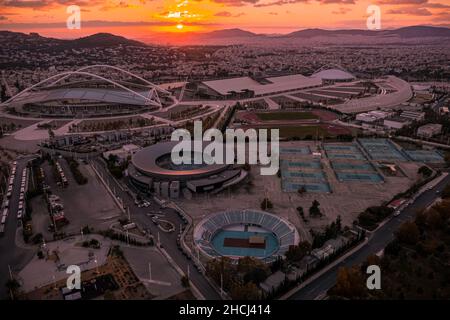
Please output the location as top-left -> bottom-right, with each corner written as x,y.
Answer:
0,0 -> 449,38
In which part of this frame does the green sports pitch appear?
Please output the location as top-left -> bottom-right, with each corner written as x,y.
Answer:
256,111 -> 319,121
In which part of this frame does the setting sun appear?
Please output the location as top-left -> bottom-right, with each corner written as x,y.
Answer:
176,24 -> 184,30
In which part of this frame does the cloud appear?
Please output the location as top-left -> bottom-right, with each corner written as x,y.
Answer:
0,0 -> 49,7
214,11 -> 232,17
320,0 -> 354,4
214,11 -> 246,17
0,0 -> 117,9
254,0 -> 354,7
377,0 -> 428,4
387,7 -> 433,15
0,19 -> 220,29
254,0 -> 308,8
332,7 -> 352,14
423,2 -> 450,8
211,0 -> 259,6
0,20 -> 172,29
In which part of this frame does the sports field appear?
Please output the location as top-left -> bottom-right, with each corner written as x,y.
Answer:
256,111 -> 319,121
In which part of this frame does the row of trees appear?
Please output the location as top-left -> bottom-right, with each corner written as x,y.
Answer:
206,256 -> 271,300
330,199 -> 450,299
66,158 -> 88,185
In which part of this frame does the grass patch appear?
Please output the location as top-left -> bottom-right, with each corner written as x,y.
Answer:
277,126 -> 329,139
256,111 -> 319,121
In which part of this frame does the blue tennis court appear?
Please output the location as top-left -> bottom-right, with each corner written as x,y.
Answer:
284,160 -> 321,169
358,138 -> 407,161
331,162 -> 374,171
327,153 -> 365,160
336,172 -> 383,182
324,145 -> 359,152
281,146 -> 311,154
404,150 -> 444,163
211,230 -> 279,258
282,171 -> 326,180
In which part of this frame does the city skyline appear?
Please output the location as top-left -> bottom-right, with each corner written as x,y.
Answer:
1,0 -> 450,39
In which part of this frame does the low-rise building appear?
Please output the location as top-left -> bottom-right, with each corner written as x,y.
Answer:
400,110 -> 425,121
383,116 -> 412,130
417,123 -> 442,138
103,144 -> 141,164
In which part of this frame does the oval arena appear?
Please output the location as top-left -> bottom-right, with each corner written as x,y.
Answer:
194,210 -> 300,263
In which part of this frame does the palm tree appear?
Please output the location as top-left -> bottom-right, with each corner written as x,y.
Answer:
5,278 -> 20,300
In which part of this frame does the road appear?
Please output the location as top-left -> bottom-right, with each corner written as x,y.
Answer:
91,159 -> 222,300
288,173 -> 450,300
0,156 -> 36,299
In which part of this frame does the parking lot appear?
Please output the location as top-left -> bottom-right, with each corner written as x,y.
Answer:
35,158 -> 123,235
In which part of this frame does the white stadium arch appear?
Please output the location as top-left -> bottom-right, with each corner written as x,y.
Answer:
1,69 -> 170,108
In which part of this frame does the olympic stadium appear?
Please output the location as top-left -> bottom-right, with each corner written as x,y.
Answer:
128,141 -> 247,196
194,210 -> 299,263
1,65 -> 176,118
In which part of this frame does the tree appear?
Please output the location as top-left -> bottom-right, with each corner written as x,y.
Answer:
285,241 -> 311,262
441,184 -> 450,199
309,200 -> 322,217
396,221 -> 420,245
46,128 -> 56,142
237,257 -> 269,285
260,198 -> 273,210
444,151 -> 450,167
328,266 -> 367,299
181,275 -> 190,288
229,282 -> 261,300
296,206 -> 305,221
297,187 -> 306,196
5,278 -> 21,299
418,165 -> 432,178
206,257 -> 234,290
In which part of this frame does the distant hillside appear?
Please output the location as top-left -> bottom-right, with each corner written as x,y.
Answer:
1,25 -> 450,47
0,31 -> 147,50
71,33 -> 145,48
284,25 -> 450,39
201,28 -> 259,38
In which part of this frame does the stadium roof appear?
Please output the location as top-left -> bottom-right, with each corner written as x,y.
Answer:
9,88 -> 154,106
312,69 -> 355,81
202,74 -> 322,96
131,141 -> 229,179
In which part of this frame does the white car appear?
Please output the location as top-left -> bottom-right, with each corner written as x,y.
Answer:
18,202 -> 24,210
394,210 -> 401,217
17,210 -> 23,219
19,194 -> 24,201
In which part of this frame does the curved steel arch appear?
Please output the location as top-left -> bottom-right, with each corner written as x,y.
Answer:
1,71 -> 162,108
313,63 -> 351,74
48,64 -> 171,95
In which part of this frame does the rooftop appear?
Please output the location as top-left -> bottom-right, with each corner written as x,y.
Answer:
202,74 -> 322,96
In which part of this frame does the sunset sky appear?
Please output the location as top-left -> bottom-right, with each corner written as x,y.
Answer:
0,0 -> 449,38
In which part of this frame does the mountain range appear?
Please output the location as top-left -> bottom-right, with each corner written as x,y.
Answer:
1,25 -> 450,48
